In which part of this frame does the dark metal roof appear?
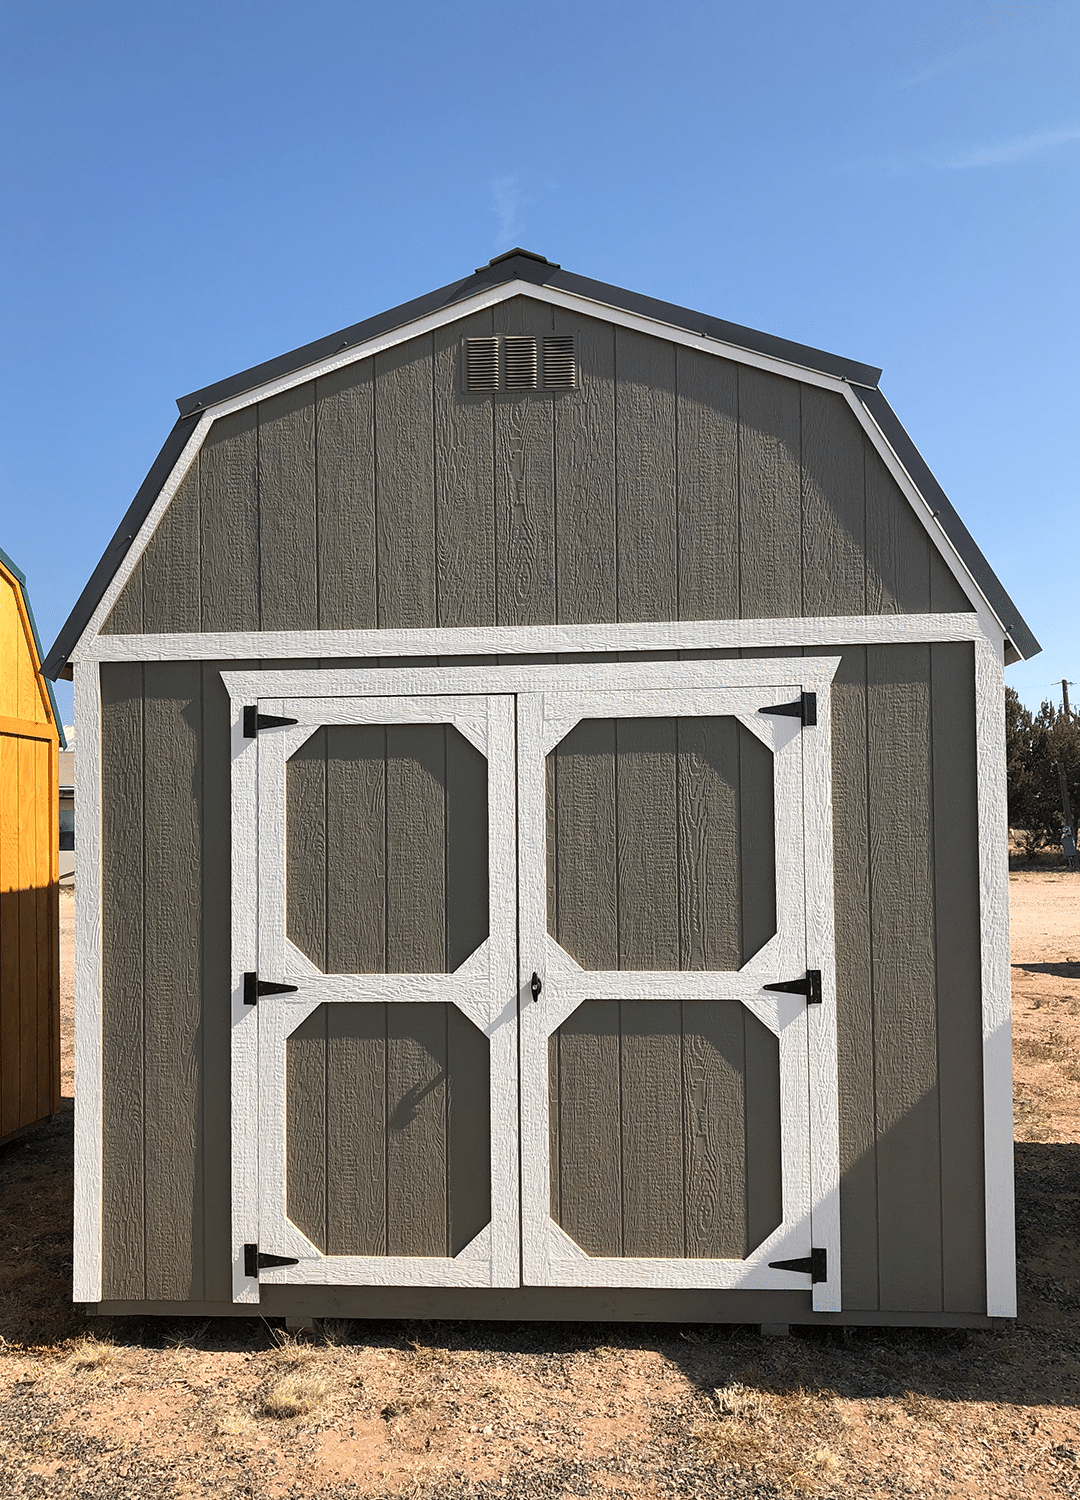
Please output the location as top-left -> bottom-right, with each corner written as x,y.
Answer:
42,251 -> 1039,676
0,545 -> 67,743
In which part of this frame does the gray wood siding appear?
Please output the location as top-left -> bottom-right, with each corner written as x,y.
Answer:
285,1001 -> 490,1257
103,304 -> 975,635
97,643 -> 985,1314
546,716 -> 775,970
549,999 -> 782,1259
285,724 -> 488,974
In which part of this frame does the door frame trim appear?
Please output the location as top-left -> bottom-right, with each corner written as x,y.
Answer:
223,657 -> 841,1309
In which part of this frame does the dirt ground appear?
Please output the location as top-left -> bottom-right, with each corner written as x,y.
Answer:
1,878 -> 1078,1499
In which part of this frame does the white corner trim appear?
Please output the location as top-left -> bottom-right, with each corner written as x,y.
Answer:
76,412 -> 214,654
975,633 -> 1016,1317
76,612 -> 985,666
72,661 -> 103,1303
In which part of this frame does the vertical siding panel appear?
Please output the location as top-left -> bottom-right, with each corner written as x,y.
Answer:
738,721 -> 777,967
286,731 -> 328,972
99,663 -> 145,1298
200,664 -> 233,1299
676,349 -> 739,621
142,462 -> 201,632
683,1000 -> 746,1257
865,444 -> 931,614
34,740 -> 55,1120
678,717 -> 740,972
617,719 -> 678,969
808,646 -> 879,1308
931,643 -> 986,1311
15,741 -> 34,1123
386,1005 -> 448,1255
929,549 -> 974,613
801,386 -> 866,616
0,734 -> 20,1138
550,720 -> 618,969
743,1011 -> 784,1253
552,1001 -> 623,1255
258,385 -> 317,631
376,336 -> 437,629
385,726 -> 445,972
326,1004 -> 386,1255
326,727 -> 386,975
615,329 -> 677,622
868,645 -> 941,1311
434,311 -> 496,627
445,728 -> 489,973
0,583 -> 18,710
738,367 -> 801,618
286,1006 -> 329,1252
142,663 -> 204,1299
446,1004 -> 492,1255
201,408 -> 259,632
102,554 -> 144,634
621,1002 -> 684,1256
317,362 -> 377,630
553,310 -> 616,624
494,299 -> 556,626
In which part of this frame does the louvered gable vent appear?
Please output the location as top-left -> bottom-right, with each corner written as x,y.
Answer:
542,335 -> 577,389
464,336 -> 500,391
503,336 -> 538,389
463,334 -> 577,391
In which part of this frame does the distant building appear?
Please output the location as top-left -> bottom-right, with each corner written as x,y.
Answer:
1,545 -> 64,1143
59,727 -> 74,883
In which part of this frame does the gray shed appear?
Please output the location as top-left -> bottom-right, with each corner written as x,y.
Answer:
45,250 -> 1038,1328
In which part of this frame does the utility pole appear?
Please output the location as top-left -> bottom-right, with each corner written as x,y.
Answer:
1063,680 -> 1072,717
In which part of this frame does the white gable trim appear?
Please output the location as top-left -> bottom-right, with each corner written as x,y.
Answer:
69,277 -> 1011,663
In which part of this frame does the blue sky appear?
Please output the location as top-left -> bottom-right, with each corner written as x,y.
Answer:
2,1 -> 1076,721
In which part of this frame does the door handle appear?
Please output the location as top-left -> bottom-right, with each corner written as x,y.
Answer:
530,971 -> 542,1001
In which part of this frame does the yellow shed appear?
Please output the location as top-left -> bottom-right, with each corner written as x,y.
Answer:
1,546 -> 64,1144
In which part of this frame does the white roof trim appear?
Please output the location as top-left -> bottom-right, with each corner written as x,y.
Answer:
70,280 -> 1007,661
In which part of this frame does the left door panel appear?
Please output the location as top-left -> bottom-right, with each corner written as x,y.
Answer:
231,692 -> 518,1301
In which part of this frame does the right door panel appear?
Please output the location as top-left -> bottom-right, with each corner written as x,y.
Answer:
518,683 -> 830,1297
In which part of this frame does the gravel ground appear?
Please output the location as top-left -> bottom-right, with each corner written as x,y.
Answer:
0,877 -> 1078,1499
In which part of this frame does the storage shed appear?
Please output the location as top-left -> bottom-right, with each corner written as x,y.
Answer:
44,250 -> 1039,1327
1,546 -> 63,1144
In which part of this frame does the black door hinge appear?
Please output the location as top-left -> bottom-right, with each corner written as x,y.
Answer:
759,691 -> 816,727
764,969 -> 822,1004
243,705 -> 299,738
769,1247 -> 827,1283
243,972 -> 299,1005
244,1243 -> 300,1279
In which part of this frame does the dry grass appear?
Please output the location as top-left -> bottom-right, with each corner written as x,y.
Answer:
258,1365 -> 335,1420
693,1381 -> 846,1495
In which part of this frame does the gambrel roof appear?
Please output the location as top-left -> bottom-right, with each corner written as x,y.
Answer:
42,249 -> 1039,676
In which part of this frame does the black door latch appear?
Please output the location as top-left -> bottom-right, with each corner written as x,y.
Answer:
530,972 -> 542,1000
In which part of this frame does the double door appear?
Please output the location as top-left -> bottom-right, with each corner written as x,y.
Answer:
228,661 -> 840,1311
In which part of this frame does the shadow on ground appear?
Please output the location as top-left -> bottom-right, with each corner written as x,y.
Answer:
2,1103 -> 1079,1411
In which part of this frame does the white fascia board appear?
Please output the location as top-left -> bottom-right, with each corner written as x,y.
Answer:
69,276 -> 1008,663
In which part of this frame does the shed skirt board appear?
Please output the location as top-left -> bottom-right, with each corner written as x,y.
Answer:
228,660 -> 841,1311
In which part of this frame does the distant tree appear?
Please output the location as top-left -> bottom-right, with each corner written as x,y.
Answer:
1006,686 -> 1080,853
